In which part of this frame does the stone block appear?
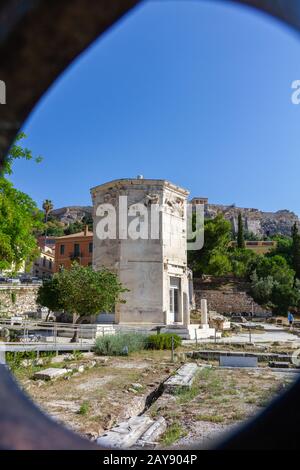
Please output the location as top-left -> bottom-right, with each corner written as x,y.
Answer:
136,417 -> 167,447
33,367 -> 69,381
269,361 -> 290,369
219,355 -> 257,368
131,383 -> 143,390
164,363 -> 198,392
97,416 -> 154,449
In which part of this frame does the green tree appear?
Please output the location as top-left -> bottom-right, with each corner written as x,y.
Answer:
64,221 -> 84,235
0,133 -> 43,271
37,263 -> 127,341
207,252 -> 232,276
82,214 -> 93,231
188,214 -> 232,276
43,220 -> 65,237
250,271 -> 274,306
3,132 -> 42,175
42,199 -> 53,223
250,256 -> 299,314
271,281 -> 300,315
36,276 -> 62,312
0,178 -> 43,271
42,199 -> 54,245
229,248 -> 259,279
291,223 -> 300,280
36,212 -> 65,237
237,212 -> 245,249
267,235 -> 293,265
254,255 -> 295,285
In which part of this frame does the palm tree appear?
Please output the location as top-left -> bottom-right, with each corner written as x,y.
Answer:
42,199 -> 54,246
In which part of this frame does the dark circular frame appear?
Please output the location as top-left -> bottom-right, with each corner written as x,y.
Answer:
0,0 -> 300,450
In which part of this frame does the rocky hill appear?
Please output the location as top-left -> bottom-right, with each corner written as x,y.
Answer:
50,206 -> 92,225
50,203 -> 299,237
205,203 -> 299,237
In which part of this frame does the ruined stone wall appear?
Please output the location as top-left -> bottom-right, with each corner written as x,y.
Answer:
0,286 -> 39,317
193,277 -> 268,315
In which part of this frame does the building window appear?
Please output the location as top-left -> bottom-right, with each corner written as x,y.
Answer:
74,243 -> 80,257
60,244 -> 65,255
42,256 -> 46,267
89,242 -> 93,254
49,260 -> 52,270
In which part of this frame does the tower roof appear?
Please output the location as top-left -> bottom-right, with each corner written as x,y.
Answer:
90,178 -> 189,197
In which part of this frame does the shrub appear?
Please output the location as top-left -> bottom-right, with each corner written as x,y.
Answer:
146,333 -> 182,350
6,351 -> 36,371
94,332 -> 147,356
78,401 -> 90,415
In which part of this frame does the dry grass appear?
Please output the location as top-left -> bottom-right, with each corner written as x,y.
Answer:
156,366 -> 295,447
160,422 -> 187,446
15,350 -> 176,436
13,349 -> 295,446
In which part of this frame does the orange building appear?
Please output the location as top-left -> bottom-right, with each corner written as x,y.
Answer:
54,226 -> 93,272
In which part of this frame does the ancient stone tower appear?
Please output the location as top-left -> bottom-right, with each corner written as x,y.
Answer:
90,178 -> 191,325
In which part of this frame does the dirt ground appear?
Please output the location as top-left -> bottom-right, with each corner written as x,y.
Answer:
13,350 -> 177,439
11,348 -> 297,448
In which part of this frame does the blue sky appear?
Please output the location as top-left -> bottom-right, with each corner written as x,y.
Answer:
10,0 -> 300,215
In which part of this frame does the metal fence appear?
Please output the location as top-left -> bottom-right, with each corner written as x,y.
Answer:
0,318 -> 161,352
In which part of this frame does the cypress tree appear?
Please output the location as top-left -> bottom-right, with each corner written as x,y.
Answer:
237,212 -> 245,249
292,222 -> 300,280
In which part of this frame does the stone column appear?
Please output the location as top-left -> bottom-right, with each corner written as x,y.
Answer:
201,299 -> 208,325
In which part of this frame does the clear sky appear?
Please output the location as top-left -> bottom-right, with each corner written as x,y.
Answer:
9,0 -> 300,215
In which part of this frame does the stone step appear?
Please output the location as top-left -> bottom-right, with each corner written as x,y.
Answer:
162,325 -> 216,340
